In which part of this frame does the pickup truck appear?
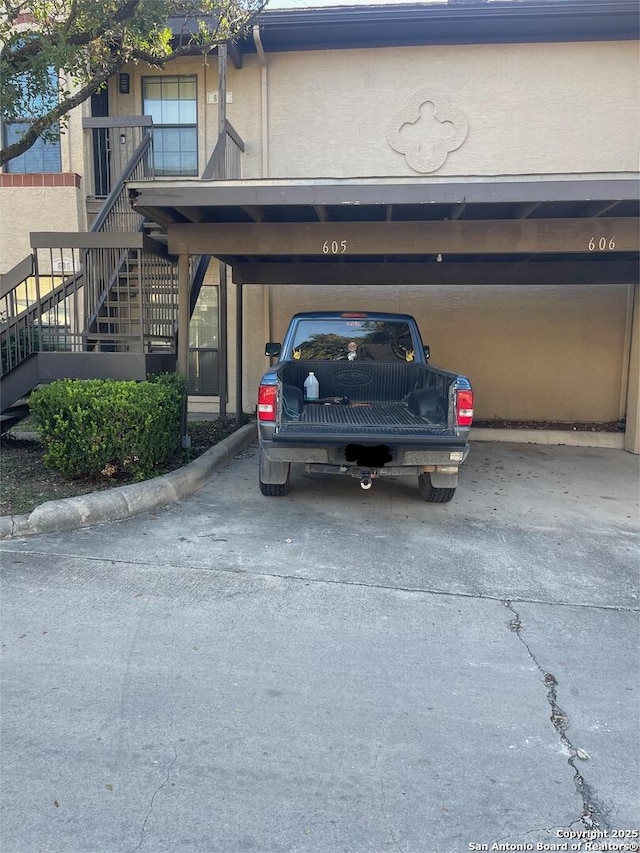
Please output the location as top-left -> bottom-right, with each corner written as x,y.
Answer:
257,312 -> 473,502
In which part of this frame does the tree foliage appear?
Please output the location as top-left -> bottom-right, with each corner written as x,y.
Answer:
0,0 -> 266,166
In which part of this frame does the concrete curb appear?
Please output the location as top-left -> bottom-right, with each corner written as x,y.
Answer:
0,422 -> 257,540
471,428 -> 625,449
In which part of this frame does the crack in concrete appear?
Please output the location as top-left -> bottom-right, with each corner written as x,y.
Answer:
502,600 -> 611,833
1,548 -> 638,614
374,741 -> 404,853
131,742 -> 178,852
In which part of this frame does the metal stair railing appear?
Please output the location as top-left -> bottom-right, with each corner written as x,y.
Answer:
190,120 -> 245,314
1,118 -> 245,393
0,129 -> 157,377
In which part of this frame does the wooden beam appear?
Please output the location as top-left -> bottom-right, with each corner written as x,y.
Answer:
31,232 -> 143,249
518,202 -> 542,218
240,206 -> 264,223
168,218 -> 639,257
174,206 -> 207,223
587,200 -> 622,217
232,261 -> 639,287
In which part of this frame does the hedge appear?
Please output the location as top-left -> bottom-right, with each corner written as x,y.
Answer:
29,374 -> 185,480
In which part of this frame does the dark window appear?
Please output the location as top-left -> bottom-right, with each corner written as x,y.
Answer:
143,76 -> 197,176
3,66 -> 62,173
4,121 -> 62,173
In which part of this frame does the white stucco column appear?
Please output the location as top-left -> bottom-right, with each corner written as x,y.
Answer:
624,283 -> 640,455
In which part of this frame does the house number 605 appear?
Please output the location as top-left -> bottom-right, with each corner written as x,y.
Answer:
322,240 -> 348,254
588,237 -> 616,251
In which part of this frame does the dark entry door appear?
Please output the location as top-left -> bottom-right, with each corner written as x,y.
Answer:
90,86 -> 110,196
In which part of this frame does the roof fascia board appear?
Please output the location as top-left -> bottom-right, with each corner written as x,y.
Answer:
245,1 -> 639,52
129,177 -> 640,210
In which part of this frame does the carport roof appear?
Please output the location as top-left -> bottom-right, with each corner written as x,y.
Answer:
129,174 -> 640,227
129,174 -> 639,277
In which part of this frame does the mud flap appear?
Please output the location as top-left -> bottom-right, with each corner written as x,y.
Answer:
260,450 -> 291,485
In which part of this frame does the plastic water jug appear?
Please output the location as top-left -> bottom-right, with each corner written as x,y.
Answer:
304,371 -> 320,401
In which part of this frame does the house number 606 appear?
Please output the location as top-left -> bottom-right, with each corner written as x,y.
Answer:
322,240 -> 348,254
588,237 -> 616,251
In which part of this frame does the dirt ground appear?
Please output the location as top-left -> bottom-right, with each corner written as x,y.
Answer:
0,419 -> 242,516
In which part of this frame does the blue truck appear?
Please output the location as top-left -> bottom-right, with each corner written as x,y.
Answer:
257,312 -> 473,502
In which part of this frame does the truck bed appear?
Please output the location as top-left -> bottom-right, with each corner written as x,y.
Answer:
278,401 -> 446,435
272,359 -> 463,444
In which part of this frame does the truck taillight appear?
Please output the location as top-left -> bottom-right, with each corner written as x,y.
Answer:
456,389 -> 474,427
258,385 -> 277,421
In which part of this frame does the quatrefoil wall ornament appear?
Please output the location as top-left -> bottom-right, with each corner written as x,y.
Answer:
386,90 -> 469,174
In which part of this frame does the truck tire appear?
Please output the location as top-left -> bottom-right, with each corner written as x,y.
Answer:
260,479 -> 290,496
418,473 -> 456,503
259,452 -> 291,496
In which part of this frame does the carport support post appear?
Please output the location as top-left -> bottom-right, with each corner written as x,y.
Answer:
219,262 -> 227,418
236,281 -> 243,422
177,253 -> 190,447
624,283 -> 640,454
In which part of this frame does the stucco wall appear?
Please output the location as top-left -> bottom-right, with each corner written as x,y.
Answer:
235,283 -> 632,423
239,40 -> 639,179
0,185 -> 86,274
111,39 -> 639,181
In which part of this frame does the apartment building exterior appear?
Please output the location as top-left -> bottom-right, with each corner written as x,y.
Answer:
1,0 -> 639,451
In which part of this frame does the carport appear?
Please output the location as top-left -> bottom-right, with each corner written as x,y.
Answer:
129,175 -> 640,452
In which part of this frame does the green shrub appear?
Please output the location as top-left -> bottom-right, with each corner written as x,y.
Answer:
30,374 -> 185,480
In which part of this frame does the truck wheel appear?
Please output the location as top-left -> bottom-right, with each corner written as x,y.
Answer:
260,479 -> 290,496
418,473 -> 456,503
259,452 -> 291,496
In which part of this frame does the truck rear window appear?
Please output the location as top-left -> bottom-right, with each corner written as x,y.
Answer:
290,319 -> 417,362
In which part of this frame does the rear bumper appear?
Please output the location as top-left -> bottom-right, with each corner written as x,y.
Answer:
259,421 -> 469,448
259,436 -> 470,468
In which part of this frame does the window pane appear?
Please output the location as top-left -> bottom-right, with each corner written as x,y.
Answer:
143,99 -> 164,124
143,75 -> 196,127
178,101 -> 197,124
162,80 -> 180,100
190,285 -> 219,348
180,151 -> 198,174
4,121 -> 61,173
153,127 -> 197,176
144,75 -> 197,176
156,127 -> 181,152
160,101 -> 181,124
179,127 -> 197,149
143,79 -> 161,97
161,152 -> 182,172
179,79 -> 197,100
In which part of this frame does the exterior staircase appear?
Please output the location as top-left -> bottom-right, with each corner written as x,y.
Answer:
0,120 -> 243,434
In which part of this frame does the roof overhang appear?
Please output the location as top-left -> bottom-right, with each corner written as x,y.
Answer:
246,1 -> 639,52
129,175 -> 640,285
166,1 -> 639,70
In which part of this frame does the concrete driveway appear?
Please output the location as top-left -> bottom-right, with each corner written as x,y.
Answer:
1,442 -> 638,853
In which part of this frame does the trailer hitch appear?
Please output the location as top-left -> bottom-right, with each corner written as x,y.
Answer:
360,471 -> 373,490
